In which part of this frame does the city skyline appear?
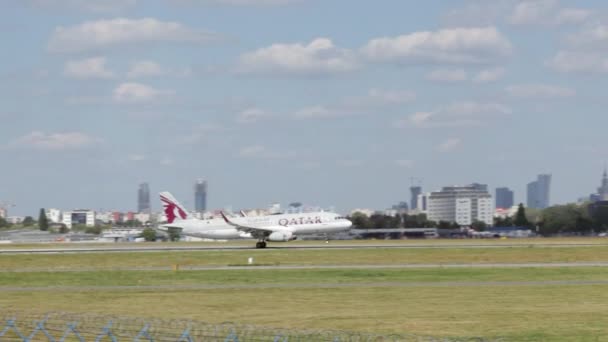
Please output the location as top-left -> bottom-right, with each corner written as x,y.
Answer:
2,1 -> 608,215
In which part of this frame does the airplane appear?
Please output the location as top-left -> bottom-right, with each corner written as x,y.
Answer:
158,191 -> 352,248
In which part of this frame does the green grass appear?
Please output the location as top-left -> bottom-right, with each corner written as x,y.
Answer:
3,246 -> 608,270
2,282 -> 608,340
3,245 -> 608,340
1,267 -> 608,287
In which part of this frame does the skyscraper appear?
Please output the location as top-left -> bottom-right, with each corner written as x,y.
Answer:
410,186 -> 422,210
495,187 -> 514,209
527,174 -> 551,209
194,179 -> 207,212
137,183 -> 150,213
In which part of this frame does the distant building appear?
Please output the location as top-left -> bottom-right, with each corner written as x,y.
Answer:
590,169 -> 608,202
45,208 -> 62,224
417,193 -> 429,213
527,174 -> 551,209
0,208 -> 6,219
7,216 -> 24,224
62,210 -> 95,229
194,179 -> 207,213
427,185 -> 493,226
470,183 -> 488,192
137,183 -> 151,213
391,201 -> 409,214
495,187 -> 514,209
410,186 -> 422,210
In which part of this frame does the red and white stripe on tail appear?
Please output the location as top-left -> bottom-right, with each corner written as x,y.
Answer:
159,192 -> 189,223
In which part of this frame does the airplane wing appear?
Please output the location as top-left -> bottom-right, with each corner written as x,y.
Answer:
220,211 -> 280,236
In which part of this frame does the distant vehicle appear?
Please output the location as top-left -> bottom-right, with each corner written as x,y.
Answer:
158,192 -> 352,248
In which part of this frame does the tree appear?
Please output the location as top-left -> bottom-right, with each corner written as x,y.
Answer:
540,204 -> 590,235
513,203 -> 529,227
437,221 -> 452,229
38,208 -> 49,231
141,228 -> 157,242
168,228 -> 181,242
350,212 -> 371,229
471,220 -> 487,231
22,216 -> 35,227
0,217 -> 10,229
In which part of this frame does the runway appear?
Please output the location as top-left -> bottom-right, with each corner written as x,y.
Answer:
2,279 -> 608,292
2,242 -> 608,254
3,261 -> 608,273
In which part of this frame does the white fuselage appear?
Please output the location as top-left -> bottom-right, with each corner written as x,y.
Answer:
159,212 -> 351,240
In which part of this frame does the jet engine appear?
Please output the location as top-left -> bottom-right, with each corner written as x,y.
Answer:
267,231 -> 297,242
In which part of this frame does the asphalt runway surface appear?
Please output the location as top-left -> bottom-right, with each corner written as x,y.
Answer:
3,262 -> 608,273
2,242 -> 608,254
2,280 -> 608,292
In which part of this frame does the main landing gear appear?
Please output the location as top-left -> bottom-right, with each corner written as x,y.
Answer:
255,241 -> 267,249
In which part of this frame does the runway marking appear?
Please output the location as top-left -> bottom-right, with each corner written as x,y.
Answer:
3,262 -> 608,272
2,280 -> 608,292
2,243 -> 608,254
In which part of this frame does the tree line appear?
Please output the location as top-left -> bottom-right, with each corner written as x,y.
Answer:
349,202 -> 608,235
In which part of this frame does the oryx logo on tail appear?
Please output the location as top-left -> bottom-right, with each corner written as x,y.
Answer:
159,192 -> 188,223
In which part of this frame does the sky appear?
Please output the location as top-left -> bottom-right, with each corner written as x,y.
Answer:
2,0 -> 608,216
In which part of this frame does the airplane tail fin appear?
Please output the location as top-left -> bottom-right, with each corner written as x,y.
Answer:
159,192 -> 189,223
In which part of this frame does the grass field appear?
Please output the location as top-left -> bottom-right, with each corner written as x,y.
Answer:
2,245 -> 608,271
3,243 -> 608,341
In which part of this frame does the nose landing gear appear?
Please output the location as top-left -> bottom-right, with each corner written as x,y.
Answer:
255,241 -> 267,249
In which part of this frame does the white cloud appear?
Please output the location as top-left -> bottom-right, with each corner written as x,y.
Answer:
361,27 -> 512,65
555,8 -> 592,25
173,0 -> 300,5
409,112 -> 435,126
293,106 -> 343,120
344,88 -> 416,108
548,51 -> 608,73
445,1 -> 592,27
437,138 -> 462,152
128,154 -> 146,161
567,23 -> 608,47
237,38 -> 358,75
426,68 -> 468,82
401,101 -> 510,128
238,145 -> 295,159
292,88 -> 415,120
25,0 -> 137,12
443,101 -> 512,116
160,157 -> 174,166
506,84 -> 576,98
508,0 -> 558,25
127,61 -> 163,78
64,57 -> 115,79
395,159 -> 415,168
8,131 -> 101,150
49,18 -> 219,53
126,60 -> 193,78
113,82 -> 174,103
337,159 -> 364,167
236,108 -> 272,124
473,67 -> 505,82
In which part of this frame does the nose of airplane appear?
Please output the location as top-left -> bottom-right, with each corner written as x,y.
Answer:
345,220 -> 353,228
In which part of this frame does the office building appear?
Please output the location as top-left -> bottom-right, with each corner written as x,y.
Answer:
590,169 -> 608,202
427,185 -> 493,226
527,174 -> 551,209
470,183 -> 488,192
194,179 -> 207,212
137,183 -> 151,213
62,210 -> 95,229
495,187 -> 514,209
410,186 -> 422,210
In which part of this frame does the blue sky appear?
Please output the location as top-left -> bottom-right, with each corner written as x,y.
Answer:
2,0 -> 608,215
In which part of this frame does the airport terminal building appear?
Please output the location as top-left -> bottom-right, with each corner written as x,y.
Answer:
427,185 -> 493,226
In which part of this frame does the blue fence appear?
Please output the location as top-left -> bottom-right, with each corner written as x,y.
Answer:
0,312 -> 501,342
